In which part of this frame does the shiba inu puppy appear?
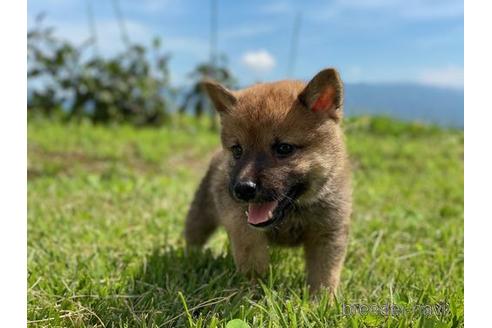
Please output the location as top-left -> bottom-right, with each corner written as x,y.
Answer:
184,68 -> 352,294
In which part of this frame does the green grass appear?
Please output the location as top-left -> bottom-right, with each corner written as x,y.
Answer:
28,116 -> 464,327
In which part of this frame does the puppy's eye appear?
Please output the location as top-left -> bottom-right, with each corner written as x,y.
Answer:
274,143 -> 295,157
231,144 -> 243,159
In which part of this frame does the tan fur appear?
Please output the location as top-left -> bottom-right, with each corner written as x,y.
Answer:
185,68 -> 352,295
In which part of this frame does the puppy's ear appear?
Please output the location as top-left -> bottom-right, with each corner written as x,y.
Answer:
298,68 -> 343,121
201,79 -> 237,114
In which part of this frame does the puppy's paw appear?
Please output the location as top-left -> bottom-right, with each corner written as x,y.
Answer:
308,283 -> 338,302
237,262 -> 268,280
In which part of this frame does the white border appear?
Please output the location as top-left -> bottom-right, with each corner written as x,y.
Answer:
0,0 -> 27,324
464,0 -> 492,326
0,0 -> 481,325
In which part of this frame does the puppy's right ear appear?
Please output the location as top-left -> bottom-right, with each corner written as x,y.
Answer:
298,68 -> 343,121
201,79 -> 237,114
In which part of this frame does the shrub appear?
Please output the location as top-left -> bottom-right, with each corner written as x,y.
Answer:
28,15 -> 172,126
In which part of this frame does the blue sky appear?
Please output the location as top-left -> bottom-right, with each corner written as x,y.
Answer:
28,0 -> 463,89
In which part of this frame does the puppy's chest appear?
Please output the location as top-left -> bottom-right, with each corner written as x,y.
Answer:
266,215 -> 308,246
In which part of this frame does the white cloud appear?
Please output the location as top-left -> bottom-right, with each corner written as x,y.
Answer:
418,66 -> 464,89
241,50 -> 276,74
222,24 -> 276,41
38,17 -> 154,57
400,0 -> 463,20
36,16 -> 207,60
259,2 -> 294,15
310,0 -> 463,22
336,0 -> 396,8
129,0 -> 184,15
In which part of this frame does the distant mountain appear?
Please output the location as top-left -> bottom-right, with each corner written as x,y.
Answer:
344,83 -> 464,128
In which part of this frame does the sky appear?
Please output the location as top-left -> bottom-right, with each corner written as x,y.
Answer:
27,0 -> 464,89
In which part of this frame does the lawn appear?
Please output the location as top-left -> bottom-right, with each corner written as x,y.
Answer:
27,116 -> 464,327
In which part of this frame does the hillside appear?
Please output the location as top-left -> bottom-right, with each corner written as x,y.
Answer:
345,83 -> 464,128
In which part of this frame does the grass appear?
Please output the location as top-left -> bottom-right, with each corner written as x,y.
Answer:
28,116 -> 464,327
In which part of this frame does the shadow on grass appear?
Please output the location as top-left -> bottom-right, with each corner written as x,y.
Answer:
100,246 -> 258,327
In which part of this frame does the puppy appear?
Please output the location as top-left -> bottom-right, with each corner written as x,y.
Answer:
184,68 -> 352,295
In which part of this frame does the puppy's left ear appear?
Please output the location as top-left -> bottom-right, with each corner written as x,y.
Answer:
201,79 -> 237,114
298,68 -> 343,121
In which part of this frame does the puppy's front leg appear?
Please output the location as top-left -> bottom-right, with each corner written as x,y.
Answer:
304,228 -> 348,295
225,219 -> 269,277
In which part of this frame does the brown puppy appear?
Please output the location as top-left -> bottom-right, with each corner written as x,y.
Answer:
184,68 -> 352,295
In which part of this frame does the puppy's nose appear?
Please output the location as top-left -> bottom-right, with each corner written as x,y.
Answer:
233,180 -> 257,201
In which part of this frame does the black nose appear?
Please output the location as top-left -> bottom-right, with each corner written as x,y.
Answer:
233,180 -> 257,201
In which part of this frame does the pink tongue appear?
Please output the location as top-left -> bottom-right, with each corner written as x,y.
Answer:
247,201 -> 279,225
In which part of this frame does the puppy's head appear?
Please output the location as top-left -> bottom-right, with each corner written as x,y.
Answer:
203,68 -> 345,228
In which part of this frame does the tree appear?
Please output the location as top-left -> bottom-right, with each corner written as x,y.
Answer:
27,16 -> 172,126
179,56 -> 236,128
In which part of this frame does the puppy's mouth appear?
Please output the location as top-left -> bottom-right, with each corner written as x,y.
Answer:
246,184 -> 305,228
